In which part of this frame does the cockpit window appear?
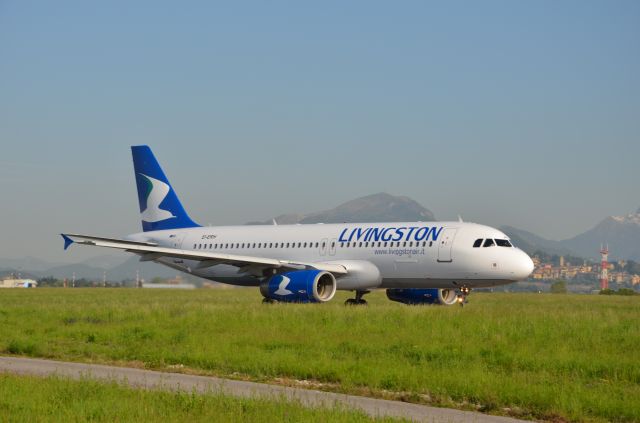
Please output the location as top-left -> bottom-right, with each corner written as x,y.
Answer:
483,239 -> 495,247
473,239 -> 483,248
495,239 -> 512,247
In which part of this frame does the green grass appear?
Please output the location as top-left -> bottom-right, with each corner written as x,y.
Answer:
0,373 -> 390,422
0,289 -> 638,422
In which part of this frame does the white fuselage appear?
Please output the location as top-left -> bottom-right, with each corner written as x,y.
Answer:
127,221 -> 534,290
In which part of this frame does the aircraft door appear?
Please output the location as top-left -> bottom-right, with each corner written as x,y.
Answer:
329,238 -> 337,256
437,228 -> 458,262
319,238 -> 328,256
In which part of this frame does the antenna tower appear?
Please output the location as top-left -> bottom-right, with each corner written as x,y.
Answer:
600,244 -> 609,290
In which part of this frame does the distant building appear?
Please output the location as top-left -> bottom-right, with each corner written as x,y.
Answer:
0,278 -> 37,288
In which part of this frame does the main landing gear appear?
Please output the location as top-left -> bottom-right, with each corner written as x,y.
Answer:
345,290 -> 369,306
457,287 -> 471,307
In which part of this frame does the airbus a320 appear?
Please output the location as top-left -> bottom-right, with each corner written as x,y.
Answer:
62,146 -> 534,306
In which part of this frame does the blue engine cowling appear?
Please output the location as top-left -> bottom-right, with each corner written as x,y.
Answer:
260,270 -> 337,303
386,288 -> 459,305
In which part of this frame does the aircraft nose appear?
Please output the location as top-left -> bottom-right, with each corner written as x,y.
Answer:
514,250 -> 535,280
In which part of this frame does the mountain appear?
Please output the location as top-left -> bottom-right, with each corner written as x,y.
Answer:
107,256 -> 179,280
500,226 -> 571,256
561,210 -> 640,260
0,257 -> 61,272
248,193 -> 436,225
1,256 -> 178,282
79,254 -> 129,269
504,208 -> 640,261
35,257 -> 179,281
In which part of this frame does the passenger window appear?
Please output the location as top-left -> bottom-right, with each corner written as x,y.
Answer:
315,242 -> 319,248
331,242 -> 335,248
365,242 -> 368,247
286,243 -> 290,248
483,239 -> 495,247
193,244 -> 196,249
473,239 -> 483,248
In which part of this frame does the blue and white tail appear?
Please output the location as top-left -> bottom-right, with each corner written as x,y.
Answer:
131,145 -> 200,232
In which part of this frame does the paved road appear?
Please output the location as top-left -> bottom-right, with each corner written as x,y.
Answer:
0,356 -> 530,422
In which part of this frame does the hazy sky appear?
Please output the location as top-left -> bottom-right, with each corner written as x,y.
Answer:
1,1 -> 639,263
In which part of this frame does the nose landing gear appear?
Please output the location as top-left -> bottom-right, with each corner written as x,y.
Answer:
457,287 -> 471,306
345,290 -> 370,306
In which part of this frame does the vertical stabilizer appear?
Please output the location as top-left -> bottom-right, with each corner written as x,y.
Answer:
131,145 -> 200,232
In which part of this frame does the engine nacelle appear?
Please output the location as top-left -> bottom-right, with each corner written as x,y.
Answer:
322,260 -> 382,290
386,288 -> 459,305
260,270 -> 337,303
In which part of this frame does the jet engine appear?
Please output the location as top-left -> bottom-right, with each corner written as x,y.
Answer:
260,270 -> 337,303
386,288 -> 459,305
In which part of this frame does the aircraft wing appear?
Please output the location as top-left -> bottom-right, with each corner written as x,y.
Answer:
61,233 -> 348,275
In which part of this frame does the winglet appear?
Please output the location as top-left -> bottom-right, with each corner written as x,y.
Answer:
61,234 -> 74,250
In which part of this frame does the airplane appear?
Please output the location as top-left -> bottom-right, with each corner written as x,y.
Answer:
61,146 -> 534,306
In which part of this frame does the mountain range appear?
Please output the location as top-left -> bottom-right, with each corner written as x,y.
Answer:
501,208 -> 640,260
247,193 -> 435,225
1,194 -> 638,280
0,255 -> 177,282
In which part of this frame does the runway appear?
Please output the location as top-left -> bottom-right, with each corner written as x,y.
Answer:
0,356 -> 530,422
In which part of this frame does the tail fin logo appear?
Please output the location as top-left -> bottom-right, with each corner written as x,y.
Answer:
139,173 -> 176,223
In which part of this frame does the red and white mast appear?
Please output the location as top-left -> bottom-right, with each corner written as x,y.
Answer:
600,244 -> 609,290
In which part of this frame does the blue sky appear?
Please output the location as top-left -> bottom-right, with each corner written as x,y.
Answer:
1,1 -> 639,262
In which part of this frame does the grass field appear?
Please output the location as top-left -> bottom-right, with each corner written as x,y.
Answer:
0,373 -> 391,422
0,288 -> 638,422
